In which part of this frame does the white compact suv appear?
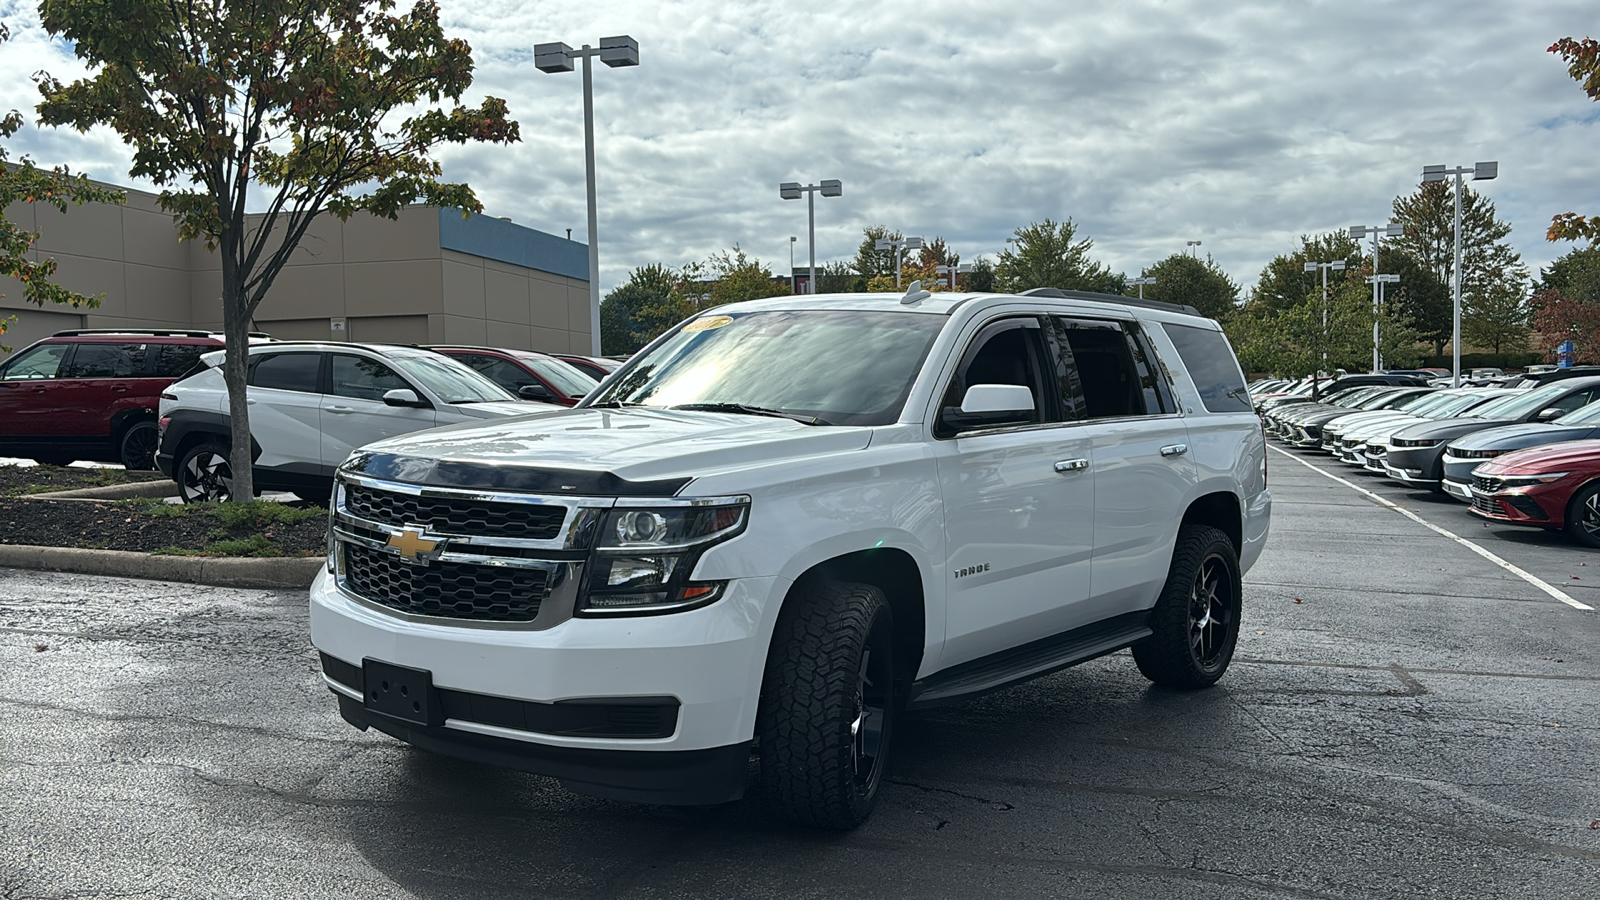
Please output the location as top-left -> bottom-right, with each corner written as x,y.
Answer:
157,342 -> 550,503
309,288 -> 1271,828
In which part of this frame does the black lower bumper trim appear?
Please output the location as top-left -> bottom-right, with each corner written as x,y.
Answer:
335,694 -> 749,806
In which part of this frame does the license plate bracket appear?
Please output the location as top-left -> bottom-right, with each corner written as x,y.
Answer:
362,658 -> 443,727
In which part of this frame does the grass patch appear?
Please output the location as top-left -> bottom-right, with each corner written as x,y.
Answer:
153,533 -> 286,558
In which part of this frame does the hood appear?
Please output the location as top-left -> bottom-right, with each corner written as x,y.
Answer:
1446,422 -> 1600,453
1340,414 -> 1425,439
1391,417 -> 1510,442
447,400 -> 558,419
1478,439 -> 1600,476
349,406 -> 874,487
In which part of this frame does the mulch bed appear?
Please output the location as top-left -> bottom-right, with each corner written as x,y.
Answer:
0,498 -> 326,557
0,464 -> 168,496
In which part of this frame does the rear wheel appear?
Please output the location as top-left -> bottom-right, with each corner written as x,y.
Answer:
118,420 -> 160,470
1564,482 -> 1600,548
758,580 -> 895,830
177,440 -> 233,503
1133,525 -> 1242,689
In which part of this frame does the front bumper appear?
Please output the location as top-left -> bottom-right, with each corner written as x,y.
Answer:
309,568 -> 782,804
1442,478 -> 1474,501
1383,447 -> 1442,485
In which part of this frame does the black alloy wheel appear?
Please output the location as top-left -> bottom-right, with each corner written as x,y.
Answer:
1565,481 -> 1600,549
1133,524 -> 1242,689
177,441 -> 233,503
1187,553 -> 1235,673
118,420 -> 160,470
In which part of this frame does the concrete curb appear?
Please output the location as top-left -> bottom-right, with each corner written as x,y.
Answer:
24,480 -> 177,500
0,545 -> 322,589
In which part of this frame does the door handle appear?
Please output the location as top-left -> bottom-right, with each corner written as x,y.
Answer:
325,406 -> 355,414
1054,458 -> 1090,473
1160,443 -> 1189,458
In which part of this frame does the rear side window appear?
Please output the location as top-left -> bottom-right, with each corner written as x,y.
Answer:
1047,317 -> 1172,419
250,352 -> 322,393
1161,323 -> 1251,413
61,343 -> 147,378
154,344 -> 207,378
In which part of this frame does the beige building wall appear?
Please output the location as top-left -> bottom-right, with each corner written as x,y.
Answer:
2,179 -> 591,358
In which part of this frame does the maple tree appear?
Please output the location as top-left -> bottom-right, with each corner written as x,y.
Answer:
1548,36 -> 1600,243
33,0 -> 516,499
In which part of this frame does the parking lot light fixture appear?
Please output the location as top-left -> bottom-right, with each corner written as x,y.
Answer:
874,235 -> 925,289
1349,222 -> 1405,373
780,179 -> 842,294
1364,273 -> 1402,370
935,263 -> 972,290
1130,275 -> 1156,300
534,35 -> 640,355
1421,161 -> 1498,388
1304,259 -> 1347,396
1186,240 -> 1202,257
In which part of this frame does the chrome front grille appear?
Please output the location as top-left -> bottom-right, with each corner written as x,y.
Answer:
1473,474 -> 1500,493
344,543 -> 548,622
344,483 -> 566,541
1472,493 -> 1499,515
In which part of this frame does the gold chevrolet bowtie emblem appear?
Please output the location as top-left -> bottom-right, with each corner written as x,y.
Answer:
386,527 -> 441,561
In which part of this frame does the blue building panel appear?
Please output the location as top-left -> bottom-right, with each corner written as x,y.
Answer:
437,209 -> 588,281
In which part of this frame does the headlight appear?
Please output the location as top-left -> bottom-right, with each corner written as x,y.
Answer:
1489,472 -> 1570,489
1391,438 -> 1442,448
580,498 -> 750,615
326,481 -> 343,573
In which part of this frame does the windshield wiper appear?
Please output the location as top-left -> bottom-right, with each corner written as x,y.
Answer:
669,403 -> 829,426
587,400 -> 643,408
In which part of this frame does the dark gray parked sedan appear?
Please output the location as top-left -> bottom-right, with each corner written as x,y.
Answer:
1439,398 -> 1600,501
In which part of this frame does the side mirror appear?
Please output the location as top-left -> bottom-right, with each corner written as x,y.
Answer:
382,388 -> 427,408
1535,406 -> 1565,422
518,383 -> 555,402
940,384 -> 1036,434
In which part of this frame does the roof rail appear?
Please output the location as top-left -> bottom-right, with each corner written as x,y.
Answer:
1019,287 -> 1202,317
50,328 -> 277,339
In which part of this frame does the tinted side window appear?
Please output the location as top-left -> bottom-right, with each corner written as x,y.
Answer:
1051,317 -> 1147,419
462,355 -> 537,392
61,343 -> 147,379
154,344 -> 207,378
250,353 -> 323,393
330,354 -> 410,401
1,344 -> 69,380
935,319 -> 1051,438
1160,323 -> 1251,413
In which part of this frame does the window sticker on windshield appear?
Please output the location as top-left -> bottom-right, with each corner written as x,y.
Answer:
682,315 -> 734,333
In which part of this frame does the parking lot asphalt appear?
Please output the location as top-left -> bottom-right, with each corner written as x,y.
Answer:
2,457 -> 1597,899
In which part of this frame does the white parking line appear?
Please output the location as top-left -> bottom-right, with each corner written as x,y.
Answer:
1268,445 -> 1595,612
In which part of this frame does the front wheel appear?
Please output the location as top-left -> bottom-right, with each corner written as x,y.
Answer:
1564,481 -> 1600,548
758,580 -> 895,830
118,420 -> 160,470
177,440 -> 233,503
1133,524 -> 1242,689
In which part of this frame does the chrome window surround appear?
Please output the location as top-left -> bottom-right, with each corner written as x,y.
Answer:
330,471 -> 749,630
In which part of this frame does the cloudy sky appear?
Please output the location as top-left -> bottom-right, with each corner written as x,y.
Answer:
1,0 -> 1596,297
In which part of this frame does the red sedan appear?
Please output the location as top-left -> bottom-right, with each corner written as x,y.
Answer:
1468,439 -> 1600,546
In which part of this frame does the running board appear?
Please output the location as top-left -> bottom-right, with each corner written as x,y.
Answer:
907,612 -> 1152,709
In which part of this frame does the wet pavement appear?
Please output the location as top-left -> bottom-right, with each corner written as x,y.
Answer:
2,452 -> 1596,899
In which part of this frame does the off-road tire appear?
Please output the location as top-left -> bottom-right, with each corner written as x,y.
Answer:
177,439 -> 233,504
1133,524 -> 1242,689
758,579 -> 895,830
1564,481 -> 1600,548
118,420 -> 160,470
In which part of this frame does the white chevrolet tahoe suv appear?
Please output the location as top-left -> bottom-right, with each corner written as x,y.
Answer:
310,287 -> 1271,829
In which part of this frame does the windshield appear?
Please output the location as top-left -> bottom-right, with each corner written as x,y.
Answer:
588,309 -> 946,426
1556,399 -> 1600,425
1423,392 -> 1504,418
1467,384 -> 1562,420
388,352 -> 515,404
1381,391 -> 1433,410
518,354 -> 599,396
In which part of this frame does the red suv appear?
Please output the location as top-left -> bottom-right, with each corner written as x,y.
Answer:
427,346 -> 599,406
0,330 -> 242,468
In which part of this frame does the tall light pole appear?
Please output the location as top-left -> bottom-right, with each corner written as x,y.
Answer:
1349,222 -> 1405,373
935,263 -> 972,290
534,35 -> 639,356
780,179 -> 842,294
789,236 -> 797,293
875,236 -> 925,288
1422,161 -> 1498,388
1366,273 -> 1400,370
1187,240 -> 1202,257
1130,275 -> 1156,299
1304,259 -> 1347,397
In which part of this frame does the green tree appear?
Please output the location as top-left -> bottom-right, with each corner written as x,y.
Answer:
35,0 -> 516,500
995,219 -> 1123,294
1531,246 -> 1600,363
1548,36 -> 1600,243
1390,180 -> 1528,355
0,25 -> 123,351
1462,276 -> 1532,354
691,247 -> 791,308
1248,232 -> 1362,315
1134,253 -> 1239,320
1378,247 -> 1452,356
812,261 -> 860,294
601,264 -> 684,354
965,256 -> 997,293
852,225 -> 902,279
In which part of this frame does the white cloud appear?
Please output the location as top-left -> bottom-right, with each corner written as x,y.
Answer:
3,0 -> 1596,296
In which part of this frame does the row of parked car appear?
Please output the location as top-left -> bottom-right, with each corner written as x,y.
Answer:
0,328 -> 623,497
1253,374 -> 1600,547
